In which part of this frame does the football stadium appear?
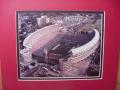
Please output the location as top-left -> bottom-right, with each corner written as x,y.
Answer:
17,12 -> 103,79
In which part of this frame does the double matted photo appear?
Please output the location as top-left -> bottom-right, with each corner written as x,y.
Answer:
16,11 -> 104,80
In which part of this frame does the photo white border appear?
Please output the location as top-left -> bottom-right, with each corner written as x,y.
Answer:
15,11 -> 105,81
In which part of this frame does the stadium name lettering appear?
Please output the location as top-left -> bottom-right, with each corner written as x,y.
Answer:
64,16 -> 87,22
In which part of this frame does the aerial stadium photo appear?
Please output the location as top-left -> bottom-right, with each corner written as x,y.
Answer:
16,11 -> 104,80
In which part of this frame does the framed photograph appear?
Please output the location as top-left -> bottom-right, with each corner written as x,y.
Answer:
0,0 -> 120,90
16,11 -> 104,80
